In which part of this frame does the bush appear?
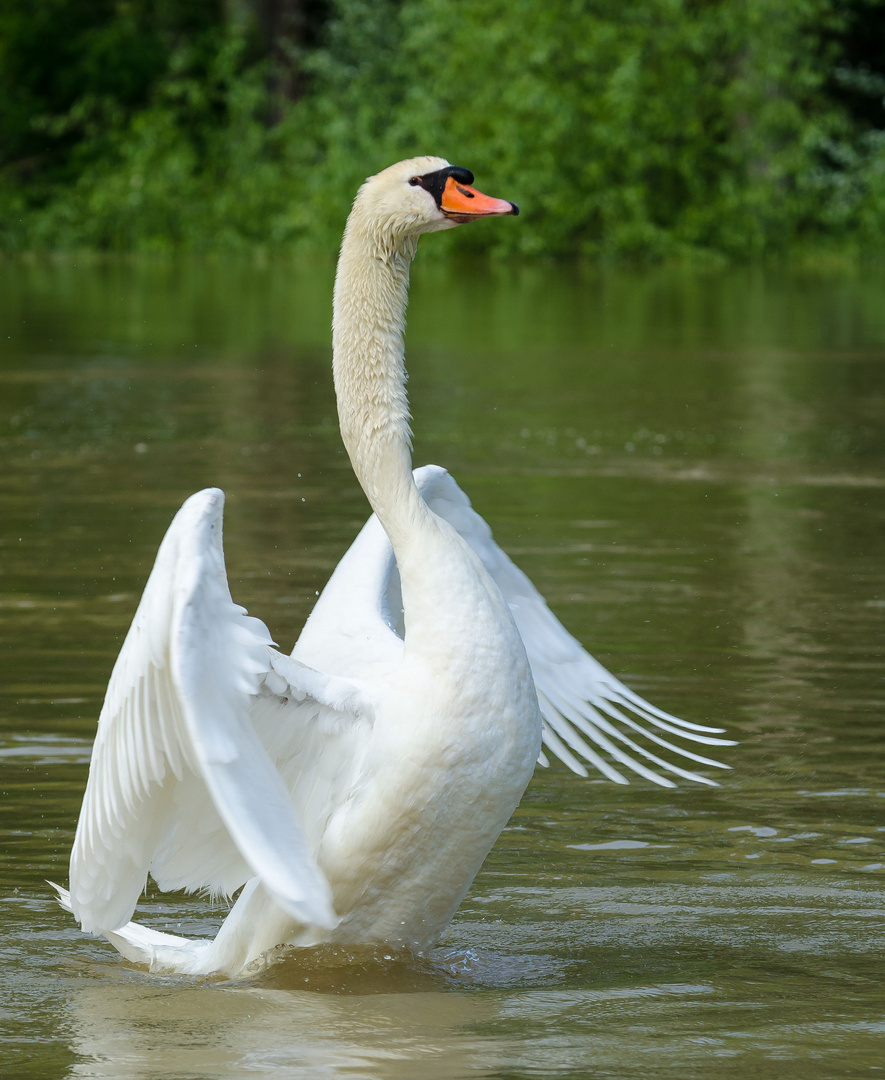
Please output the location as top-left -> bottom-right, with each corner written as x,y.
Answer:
1,0 -> 885,257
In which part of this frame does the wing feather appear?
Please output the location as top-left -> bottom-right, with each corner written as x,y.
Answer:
69,489 -> 371,936
293,509 -> 404,678
415,465 -> 735,787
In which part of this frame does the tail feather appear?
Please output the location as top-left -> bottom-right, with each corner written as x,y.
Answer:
50,881 -> 211,973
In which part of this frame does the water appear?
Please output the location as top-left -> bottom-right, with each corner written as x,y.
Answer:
1,256 -> 884,1077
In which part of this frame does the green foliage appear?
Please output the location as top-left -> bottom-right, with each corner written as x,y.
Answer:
1,0 -> 885,257
0,1 -> 225,172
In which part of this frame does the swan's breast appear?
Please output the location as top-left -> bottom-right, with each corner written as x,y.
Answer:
315,626 -> 541,947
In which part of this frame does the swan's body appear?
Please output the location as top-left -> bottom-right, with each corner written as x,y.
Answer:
55,158 -> 733,976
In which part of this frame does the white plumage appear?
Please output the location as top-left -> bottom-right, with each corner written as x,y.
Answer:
54,157 -> 733,976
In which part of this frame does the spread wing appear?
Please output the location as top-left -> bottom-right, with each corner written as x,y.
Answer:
295,465 -> 733,787
69,489 -> 372,936
323,465 -> 728,788
416,465 -> 734,787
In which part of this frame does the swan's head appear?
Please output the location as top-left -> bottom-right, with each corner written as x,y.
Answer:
349,156 -> 518,247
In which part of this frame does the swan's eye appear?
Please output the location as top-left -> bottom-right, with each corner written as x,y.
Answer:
408,176 -> 423,187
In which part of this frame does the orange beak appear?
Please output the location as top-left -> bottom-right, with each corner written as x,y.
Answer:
440,176 -> 519,223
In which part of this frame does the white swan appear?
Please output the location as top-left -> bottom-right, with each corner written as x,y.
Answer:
54,157 -> 733,977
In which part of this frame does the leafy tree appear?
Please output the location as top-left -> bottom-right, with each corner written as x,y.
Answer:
1,0 -> 884,256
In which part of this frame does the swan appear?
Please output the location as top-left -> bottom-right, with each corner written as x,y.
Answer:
53,157 -> 733,977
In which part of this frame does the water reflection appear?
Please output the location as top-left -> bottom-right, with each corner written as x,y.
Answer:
58,865 -> 885,1078
60,944 -> 571,1079
66,979 -> 504,1079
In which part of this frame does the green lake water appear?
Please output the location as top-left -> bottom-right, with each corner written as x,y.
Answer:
1,256 -> 884,1077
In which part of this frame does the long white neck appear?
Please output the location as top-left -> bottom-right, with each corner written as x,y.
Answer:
332,214 -> 424,546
